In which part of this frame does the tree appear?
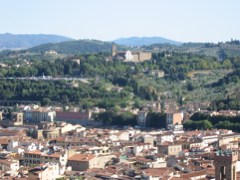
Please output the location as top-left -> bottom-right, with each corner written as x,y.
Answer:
64,63 -> 73,75
146,112 -> 166,128
183,120 -> 212,130
62,95 -> 69,104
95,111 -> 137,126
187,81 -> 194,91
202,120 -> 213,129
41,98 -> 51,106
223,59 -> 232,69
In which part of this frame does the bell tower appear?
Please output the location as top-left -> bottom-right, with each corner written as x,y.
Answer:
214,150 -> 237,180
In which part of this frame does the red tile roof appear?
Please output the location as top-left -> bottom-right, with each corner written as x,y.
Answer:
68,153 -> 96,162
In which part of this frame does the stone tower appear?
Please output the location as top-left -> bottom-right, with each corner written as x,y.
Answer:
111,45 -> 117,57
214,150 -> 237,180
0,111 -> 2,121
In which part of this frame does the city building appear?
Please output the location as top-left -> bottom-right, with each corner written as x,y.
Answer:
24,150 -> 68,167
67,154 -> 113,171
24,109 -> 56,123
55,111 -> 92,125
0,159 -> 19,172
0,112 -> 24,127
28,163 -> 60,180
158,141 -> 182,156
166,111 -> 183,129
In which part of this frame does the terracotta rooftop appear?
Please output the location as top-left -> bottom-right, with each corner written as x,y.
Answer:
25,150 -> 42,155
180,170 -> 207,179
143,167 -> 174,177
68,153 -> 96,162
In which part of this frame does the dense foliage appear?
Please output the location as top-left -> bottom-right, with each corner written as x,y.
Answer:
0,49 -> 239,109
94,111 -> 137,126
183,112 -> 240,132
145,40 -> 240,60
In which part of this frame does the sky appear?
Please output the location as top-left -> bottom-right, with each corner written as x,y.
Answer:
0,0 -> 239,42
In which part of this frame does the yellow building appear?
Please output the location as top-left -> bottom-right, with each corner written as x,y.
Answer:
158,141 -> 182,156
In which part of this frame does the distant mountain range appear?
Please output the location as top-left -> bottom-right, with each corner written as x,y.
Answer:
113,36 -> 182,46
0,33 -> 73,49
0,34 -> 182,50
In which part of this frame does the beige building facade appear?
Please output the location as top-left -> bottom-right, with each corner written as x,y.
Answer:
67,154 -> 114,171
158,143 -> 182,156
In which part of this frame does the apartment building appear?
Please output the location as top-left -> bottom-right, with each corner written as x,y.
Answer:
158,141 -> 182,156
24,150 -> 68,166
67,154 -> 113,171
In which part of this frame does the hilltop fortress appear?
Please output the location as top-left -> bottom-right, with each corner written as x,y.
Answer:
111,45 -> 152,62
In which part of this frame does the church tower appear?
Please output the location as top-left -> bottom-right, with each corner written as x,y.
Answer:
214,150 -> 237,180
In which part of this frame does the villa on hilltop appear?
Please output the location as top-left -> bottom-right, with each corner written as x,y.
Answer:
111,45 -> 152,62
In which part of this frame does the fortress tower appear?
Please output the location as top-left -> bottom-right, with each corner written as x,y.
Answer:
111,45 -> 117,57
214,150 -> 237,180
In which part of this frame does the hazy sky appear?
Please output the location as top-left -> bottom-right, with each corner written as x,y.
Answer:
1,0 -> 239,42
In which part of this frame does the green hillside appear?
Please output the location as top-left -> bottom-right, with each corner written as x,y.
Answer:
30,39 -> 115,54
145,40 -> 240,60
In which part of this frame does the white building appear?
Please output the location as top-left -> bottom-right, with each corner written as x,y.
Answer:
7,140 -> 18,152
24,109 -> 56,123
125,51 -> 134,61
0,159 -> 19,172
29,163 -> 60,179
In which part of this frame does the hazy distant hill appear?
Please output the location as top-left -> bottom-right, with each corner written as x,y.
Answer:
0,33 -> 73,49
145,40 -> 240,60
113,36 -> 182,46
30,39 -> 115,54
